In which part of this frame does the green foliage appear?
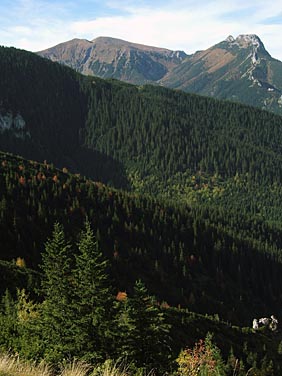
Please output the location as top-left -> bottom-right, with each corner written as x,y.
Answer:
0,222 -> 174,371
1,151 -> 282,326
115,280 -> 171,373
39,221 -> 115,364
0,290 -> 18,351
1,46 -> 282,373
0,260 -> 40,299
0,289 -> 43,361
17,291 -> 43,360
177,333 -> 226,376
73,220 -> 114,362
40,223 -> 76,363
2,46 -> 282,191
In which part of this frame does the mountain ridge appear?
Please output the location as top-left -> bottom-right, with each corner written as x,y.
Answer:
38,34 -> 282,114
38,36 -> 187,83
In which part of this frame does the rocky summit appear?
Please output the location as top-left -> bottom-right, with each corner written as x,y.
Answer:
161,34 -> 282,114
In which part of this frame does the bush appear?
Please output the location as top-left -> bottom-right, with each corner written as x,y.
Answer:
176,333 -> 226,376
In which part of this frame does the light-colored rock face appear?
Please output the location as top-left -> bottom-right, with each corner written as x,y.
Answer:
0,111 -> 30,139
236,34 -> 262,48
225,34 -> 265,50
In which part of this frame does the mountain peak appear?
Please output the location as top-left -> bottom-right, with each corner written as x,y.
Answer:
38,33 -> 281,115
235,34 -> 263,47
91,36 -> 130,45
225,35 -> 235,43
223,34 -> 268,56
90,36 -> 186,55
38,36 -> 187,84
225,34 -> 262,46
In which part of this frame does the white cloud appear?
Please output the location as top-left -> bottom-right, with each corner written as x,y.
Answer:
0,0 -> 282,60
70,1 -> 282,59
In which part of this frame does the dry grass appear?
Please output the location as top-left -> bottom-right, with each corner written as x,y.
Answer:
92,361 -> 128,376
203,49 -> 235,73
0,353 -> 51,376
0,355 -> 131,376
0,354 -> 155,376
59,359 -> 92,376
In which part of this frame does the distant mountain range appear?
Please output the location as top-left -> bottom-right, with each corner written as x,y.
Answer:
38,34 -> 282,114
38,36 -> 187,83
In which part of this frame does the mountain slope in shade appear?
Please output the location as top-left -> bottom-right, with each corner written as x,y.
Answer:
39,34 -> 282,115
38,36 -> 187,84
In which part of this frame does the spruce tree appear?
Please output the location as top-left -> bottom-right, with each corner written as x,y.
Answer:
40,222 -> 76,363
116,279 -> 171,373
73,219 -> 113,362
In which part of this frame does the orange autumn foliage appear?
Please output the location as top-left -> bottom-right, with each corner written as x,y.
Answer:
177,335 -> 226,376
116,291 -> 127,301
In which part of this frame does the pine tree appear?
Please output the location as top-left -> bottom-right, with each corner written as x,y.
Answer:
40,222 -> 76,363
115,279 -> 171,373
73,219 -> 114,362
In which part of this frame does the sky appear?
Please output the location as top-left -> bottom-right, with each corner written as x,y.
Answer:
0,0 -> 282,59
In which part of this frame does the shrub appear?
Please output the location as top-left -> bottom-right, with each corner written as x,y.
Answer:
176,333 -> 226,376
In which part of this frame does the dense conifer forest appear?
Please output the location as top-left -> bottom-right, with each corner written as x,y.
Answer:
1,46 -> 282,374
0,152 -> 282,374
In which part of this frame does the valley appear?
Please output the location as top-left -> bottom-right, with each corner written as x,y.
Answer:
0,44 -> 282,374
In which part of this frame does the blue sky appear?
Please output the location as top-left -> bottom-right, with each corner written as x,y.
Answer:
1,0 -> 282,59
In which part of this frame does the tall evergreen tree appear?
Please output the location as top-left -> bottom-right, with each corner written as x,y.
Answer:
73,219 -> 114,362
40,223 -> 76,363
116,279 -> 172,373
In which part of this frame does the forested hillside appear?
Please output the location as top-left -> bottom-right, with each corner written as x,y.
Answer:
0,46 -> 128,188
1,151 -> 282,324
1,45 -> 282,317
1,151 -> 282,374
2,46 -> 282,190
1,46 -> 282,373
